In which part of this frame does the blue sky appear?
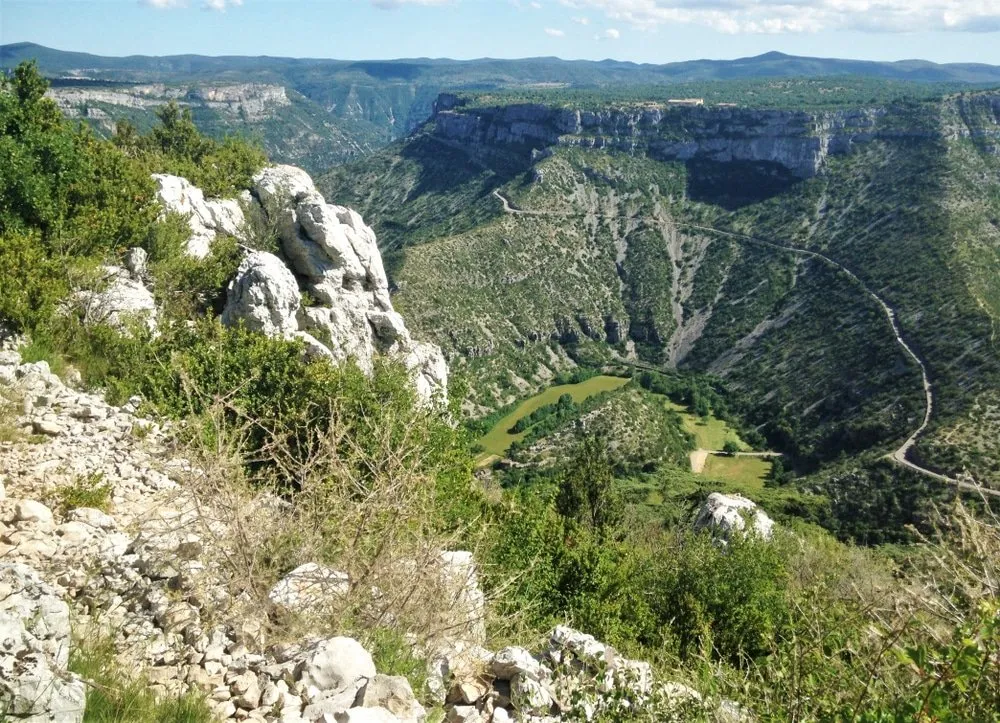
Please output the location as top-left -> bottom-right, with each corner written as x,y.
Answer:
3,0 -> 1000,64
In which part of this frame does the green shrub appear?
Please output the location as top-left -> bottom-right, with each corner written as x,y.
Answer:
364,628 -> 430,702
117,103 -> 267,197
70,635 -> 213,723
51,471 -> 112,514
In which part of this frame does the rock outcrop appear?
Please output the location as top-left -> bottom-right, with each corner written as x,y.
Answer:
153,173 -> 245,259
75,262 -> 158,333
0,563 -> 86,723
432,94 -> 894,179
222,164 -> 448,402
222,251 -> 302,337
148,164 -> 448,401
49,83 -> 290,123
694,492 -> 775,541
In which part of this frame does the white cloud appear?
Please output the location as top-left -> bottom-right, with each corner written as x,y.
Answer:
531,1 -> 543,8
203,0 -> 242,10
545,27 -> 566,36
572,15 -> 590,24
595,27 -> 621,39
372,0 -> 452,8
141,0 -> 242,10
560,0 -> 1000,34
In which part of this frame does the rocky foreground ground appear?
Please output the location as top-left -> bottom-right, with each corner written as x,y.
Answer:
0,335 -> 761,722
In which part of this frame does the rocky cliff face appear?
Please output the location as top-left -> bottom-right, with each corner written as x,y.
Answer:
154,165 -> 448,403
953,92 -> 1000,154
432,94 -> 891,178
48,83 -> 290,122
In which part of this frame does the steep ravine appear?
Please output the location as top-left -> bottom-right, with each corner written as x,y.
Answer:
493,190 -> 997,497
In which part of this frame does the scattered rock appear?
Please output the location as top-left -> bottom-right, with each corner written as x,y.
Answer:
15,499 -> 54,525
32,419 -> 66,437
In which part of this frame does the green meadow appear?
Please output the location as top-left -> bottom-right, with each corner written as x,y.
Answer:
477,375 -> 630,462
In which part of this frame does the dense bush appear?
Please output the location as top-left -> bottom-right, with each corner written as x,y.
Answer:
0,62 -> 265,341
115,102 -> 267,197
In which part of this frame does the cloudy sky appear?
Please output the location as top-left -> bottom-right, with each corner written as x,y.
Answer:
3,0 -> 1000,64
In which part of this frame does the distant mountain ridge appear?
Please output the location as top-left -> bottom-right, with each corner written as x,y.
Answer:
5,42 -> 1000,172
6,43 -> 1000,84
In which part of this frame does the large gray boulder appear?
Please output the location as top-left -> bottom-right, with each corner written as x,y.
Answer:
356,674 -> 425,722
296,637 -> 376,708
0,563 -> 86,723
153,173 -> 245,258
694,493 -> 775,541
222,251 -> 302,337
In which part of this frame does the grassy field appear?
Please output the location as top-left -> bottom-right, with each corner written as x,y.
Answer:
665,401 -> 749,451
477,375 -> 630,461
702,454 -> 771,489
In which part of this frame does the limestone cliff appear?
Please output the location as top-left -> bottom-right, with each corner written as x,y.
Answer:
431,93 -> 898,178
47,83 -> 291,123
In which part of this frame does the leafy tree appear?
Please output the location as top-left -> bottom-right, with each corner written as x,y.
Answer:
722,440 -> 741,455
148,102 -> 208,161
0,62 -> 155,331
556,436 -> 623,534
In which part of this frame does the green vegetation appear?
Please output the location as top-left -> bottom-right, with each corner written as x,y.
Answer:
50,472 -> 112,514
668,401 -> 748,452
459,76 -> 977,111
701,454 -> 771,489
476,375 -> 629,461
327,84 -> 1000,502
7,56 -> 1000,720
70,635 -> 213,723
0,63 -> 263,344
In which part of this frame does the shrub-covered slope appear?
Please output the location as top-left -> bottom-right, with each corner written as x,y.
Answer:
322,92 -> 1000,484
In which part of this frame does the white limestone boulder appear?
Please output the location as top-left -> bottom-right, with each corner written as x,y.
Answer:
490,647 -> 548,683
251,164 -> 320,208
153,173 -> 245,258
0,563 -> 86,723
438,551 -> 486,644
77,266 -> 157,333
694,493 -> 775,541
356,674 -> 426,723
268,562 -> 350,613
296,636 -> 376,698
222,251 -> 302,337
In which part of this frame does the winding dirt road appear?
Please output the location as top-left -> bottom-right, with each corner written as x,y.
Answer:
493,190 -> 998,498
